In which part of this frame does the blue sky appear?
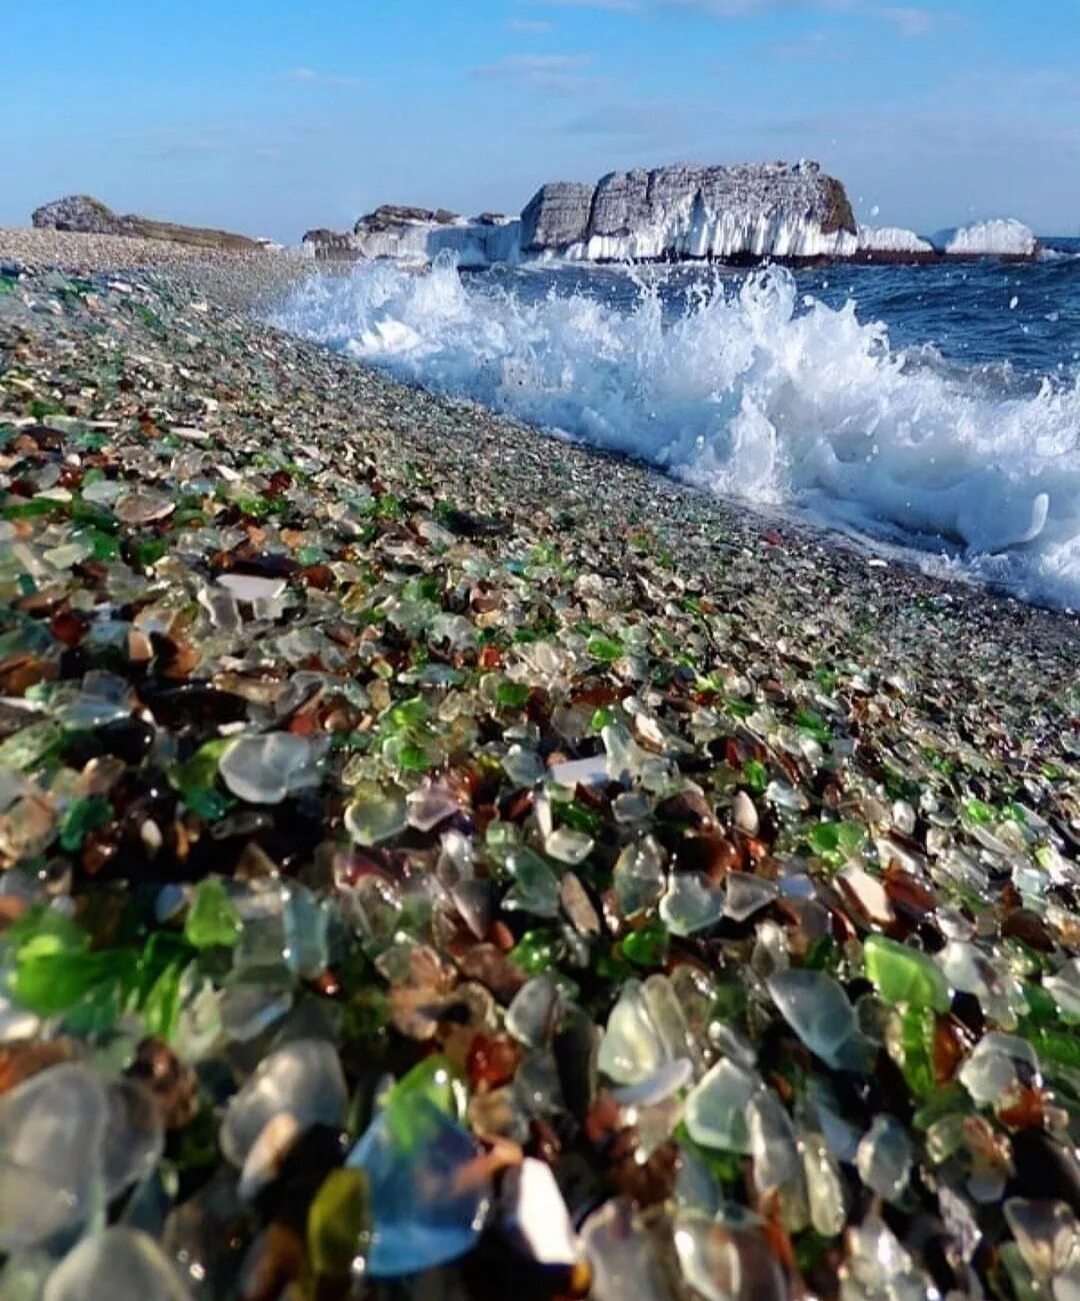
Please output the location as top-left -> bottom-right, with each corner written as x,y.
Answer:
3,0 -> 1079,240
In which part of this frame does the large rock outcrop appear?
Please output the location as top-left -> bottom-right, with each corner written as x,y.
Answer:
520,161 -> 858,260
31,195 -> 262,252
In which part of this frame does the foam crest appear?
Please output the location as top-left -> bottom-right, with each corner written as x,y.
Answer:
273,257 -> 1080,609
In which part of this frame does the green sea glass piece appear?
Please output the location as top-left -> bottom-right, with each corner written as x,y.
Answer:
896,1005 -> 937,1096
385,1054 -> 467,1135
58,796 -> 112,852
622,922 -> 668,967
184,878 -> 240,949
865,934 -> 950,1012
510,929 -> 563,974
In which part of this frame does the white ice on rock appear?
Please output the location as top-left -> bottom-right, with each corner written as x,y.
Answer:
563,213 -> 857,262
351,216 -> 523,270
855,226 -> 934,254
933,218 -> 1038,257
340,212 -> 1025,266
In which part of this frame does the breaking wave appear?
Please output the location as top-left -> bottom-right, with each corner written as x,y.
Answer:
273,256 -> 1080,610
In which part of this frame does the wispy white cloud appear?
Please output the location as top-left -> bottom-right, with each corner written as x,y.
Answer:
877,6 -> 934,36
506,17 -> 555,32
129,124 -> 294,164
544,0 -> 807,13
283,67 -> 362,88
560,98 -> 694,137
763,29 -> 849,59
470,53 -> 604,94
542,0 -> 943,29
542,0 -> 638,9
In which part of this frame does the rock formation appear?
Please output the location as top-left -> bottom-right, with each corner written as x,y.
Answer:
520,162 -> 858,261
31,195 -> 263,252
345,206 -> 519,267
298,162 -> 1039,269
354,205 -> 460,236
335,162 -> 875,267
519,182 -> 595,253
301,228 -> 361,261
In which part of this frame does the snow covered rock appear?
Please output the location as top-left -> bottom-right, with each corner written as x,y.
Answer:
932,218 -> 1038,258
348,206 -> 522,268
579,160 -> 856,260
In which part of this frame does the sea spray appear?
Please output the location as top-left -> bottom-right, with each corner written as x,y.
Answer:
273,255 -> 1080,609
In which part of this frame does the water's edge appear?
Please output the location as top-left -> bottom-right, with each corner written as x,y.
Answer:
271,258 -> 1080,612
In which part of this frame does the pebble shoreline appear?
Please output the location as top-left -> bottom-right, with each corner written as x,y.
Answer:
0,230 -> 1078,1301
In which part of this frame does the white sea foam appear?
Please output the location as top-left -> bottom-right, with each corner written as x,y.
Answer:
272,257 -> 1080,609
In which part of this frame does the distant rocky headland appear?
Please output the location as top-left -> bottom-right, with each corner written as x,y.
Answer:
31,195 -> 274,254
30,163 -> 1041,269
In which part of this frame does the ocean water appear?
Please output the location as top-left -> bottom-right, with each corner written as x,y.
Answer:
273,246 -> 1080,611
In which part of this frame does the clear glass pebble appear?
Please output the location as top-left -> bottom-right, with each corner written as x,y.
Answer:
281,884 -> 331,979
505,976 -> 561,1048
43,1227 -> 193,1301
598,980 -> 670,1085
959,1033 -> 1040,1107
581,1199 -> 668,1301
768,969 -> 864,1070
344,786 -> 408,846
801,1131 -> 846,1236
220,1038 -> 347,1166
612,836 -> 667,917
501,1158 -> 579,1266
659,871 -> 724,935
683,1058 -> 761,1154
218,733 -> 320,805
723,870 -> 778,922
0,1063 -> 109,1251
856,1114 -> 913,1202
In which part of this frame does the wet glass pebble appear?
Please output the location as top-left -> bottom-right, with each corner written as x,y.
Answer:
767,969 -> 864,1070
220,1038 -> 347,1167
347,1098 -> 491,1277
684,1058 -> 761,1154
864,934 -> 950,1013
0,1063 -> 109,1250
42,1227 -> 192,1301
598,980 -> 671,1085
856,1114 -> 913,1201
218,733 -> 321,805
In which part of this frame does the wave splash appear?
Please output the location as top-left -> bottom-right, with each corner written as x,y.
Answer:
272,257 -> 1080,609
